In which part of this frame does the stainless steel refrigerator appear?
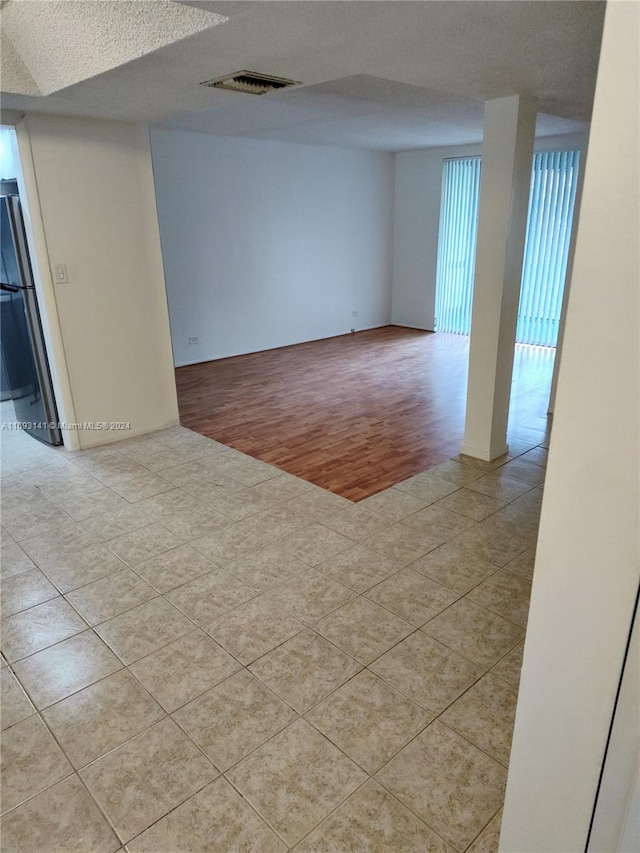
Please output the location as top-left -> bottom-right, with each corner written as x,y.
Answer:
1,180 -> 62,445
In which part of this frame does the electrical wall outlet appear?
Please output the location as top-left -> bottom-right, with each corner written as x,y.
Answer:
53,264 -> 68,283
188,336 -> 200,345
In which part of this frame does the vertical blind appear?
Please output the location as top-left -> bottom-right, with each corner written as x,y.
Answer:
434,157 -> 481,336
517,149 -> 580,346
434,149 -> 580,347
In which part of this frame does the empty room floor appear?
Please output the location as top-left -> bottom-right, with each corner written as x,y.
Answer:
176,327 -> 554,499
0,398 -> 546,851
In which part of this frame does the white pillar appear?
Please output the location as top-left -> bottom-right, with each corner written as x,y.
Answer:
461,95 -> 536,461
499,0 -> 640,848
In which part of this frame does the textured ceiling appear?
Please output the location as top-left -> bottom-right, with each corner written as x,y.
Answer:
0,1 -> 605,150
157,73 -> 586,151
1,0 -> 226,96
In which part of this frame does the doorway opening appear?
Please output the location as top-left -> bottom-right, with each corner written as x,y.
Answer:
0,127 -> 62,446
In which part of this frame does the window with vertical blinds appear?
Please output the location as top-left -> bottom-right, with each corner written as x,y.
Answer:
434,157 -> 481,336
434,149 -> 580,347
517,149 -> 580,346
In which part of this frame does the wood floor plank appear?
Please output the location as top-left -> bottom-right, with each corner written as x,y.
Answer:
176,327 -> 553,500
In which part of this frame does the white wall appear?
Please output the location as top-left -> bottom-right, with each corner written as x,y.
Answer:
500,1 -> 640,848
150,129 -> 395,366
619,768 -> 640,853
392,133 -> 587,332
23,115 -> 179,448
588,603 -> 639,851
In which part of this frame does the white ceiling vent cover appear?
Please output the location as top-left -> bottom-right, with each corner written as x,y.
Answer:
202,71 -> 300,95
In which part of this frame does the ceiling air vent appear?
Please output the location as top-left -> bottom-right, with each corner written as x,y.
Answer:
202,71 -> 300,96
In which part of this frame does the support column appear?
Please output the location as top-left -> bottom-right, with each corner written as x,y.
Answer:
461,95 -> 536,461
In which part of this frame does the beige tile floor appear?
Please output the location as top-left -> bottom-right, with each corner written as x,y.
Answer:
0,405 -> 547,852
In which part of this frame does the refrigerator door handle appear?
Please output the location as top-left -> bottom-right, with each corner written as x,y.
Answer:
1,281 -> 34,292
